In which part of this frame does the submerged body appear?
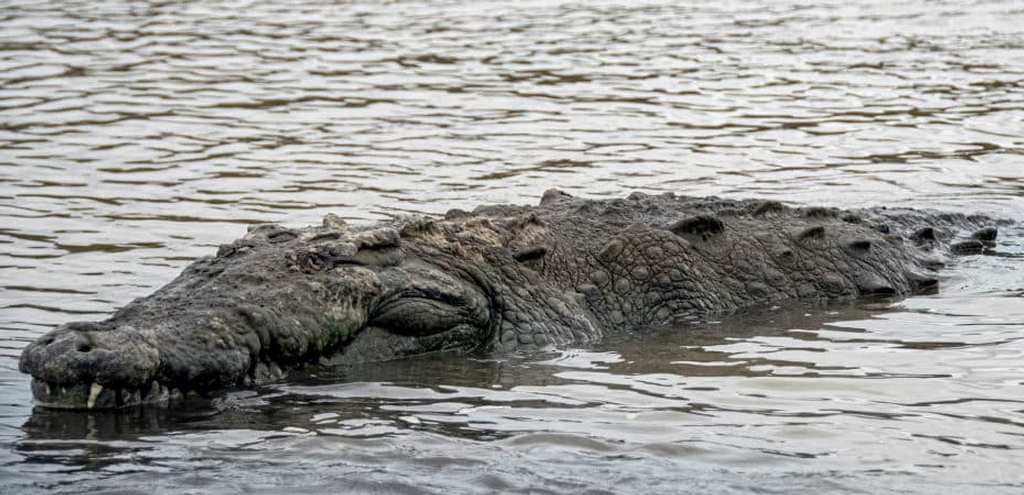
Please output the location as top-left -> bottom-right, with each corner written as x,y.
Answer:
19,190 -> 1004,409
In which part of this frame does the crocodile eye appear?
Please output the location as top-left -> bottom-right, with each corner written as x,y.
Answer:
368,263 -> 490,336
370,298 -> 474,336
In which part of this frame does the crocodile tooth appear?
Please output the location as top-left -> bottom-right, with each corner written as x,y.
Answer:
87,382 -> 103,410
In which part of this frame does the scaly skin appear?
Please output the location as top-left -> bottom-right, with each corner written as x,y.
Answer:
19,190 -> 1006,409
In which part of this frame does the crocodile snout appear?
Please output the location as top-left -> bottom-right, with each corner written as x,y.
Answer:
20,322 -> 163,409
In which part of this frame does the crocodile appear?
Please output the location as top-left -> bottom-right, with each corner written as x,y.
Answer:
19,190 -> 1005,409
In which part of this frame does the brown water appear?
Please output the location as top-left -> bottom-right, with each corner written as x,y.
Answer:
2,0 -> 1024,493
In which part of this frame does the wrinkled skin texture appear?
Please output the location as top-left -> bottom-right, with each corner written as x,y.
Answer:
20,190 -> 1006,409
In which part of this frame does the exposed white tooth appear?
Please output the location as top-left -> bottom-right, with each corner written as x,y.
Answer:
87,382 -> 103,409
45,383 -> 51,396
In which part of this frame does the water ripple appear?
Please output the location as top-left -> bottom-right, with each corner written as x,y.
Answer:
2,0 -> 1024,493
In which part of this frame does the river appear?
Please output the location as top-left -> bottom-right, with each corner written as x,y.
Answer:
2,0 -> 1024,493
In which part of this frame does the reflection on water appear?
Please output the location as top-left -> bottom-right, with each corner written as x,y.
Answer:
1,0 -> 1024,493
8,296 -> 1024,493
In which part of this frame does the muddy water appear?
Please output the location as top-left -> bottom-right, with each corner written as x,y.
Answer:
2,0 -> 1024,493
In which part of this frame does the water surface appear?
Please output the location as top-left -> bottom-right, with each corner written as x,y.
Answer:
2,0 -> 1024,493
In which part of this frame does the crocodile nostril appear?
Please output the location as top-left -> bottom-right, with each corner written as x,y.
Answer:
77,344 -> 92,353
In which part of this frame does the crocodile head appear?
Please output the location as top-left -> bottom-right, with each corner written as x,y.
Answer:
18,215 -> 536,409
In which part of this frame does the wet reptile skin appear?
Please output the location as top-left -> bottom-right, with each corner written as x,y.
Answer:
19,189 -> 1005,409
